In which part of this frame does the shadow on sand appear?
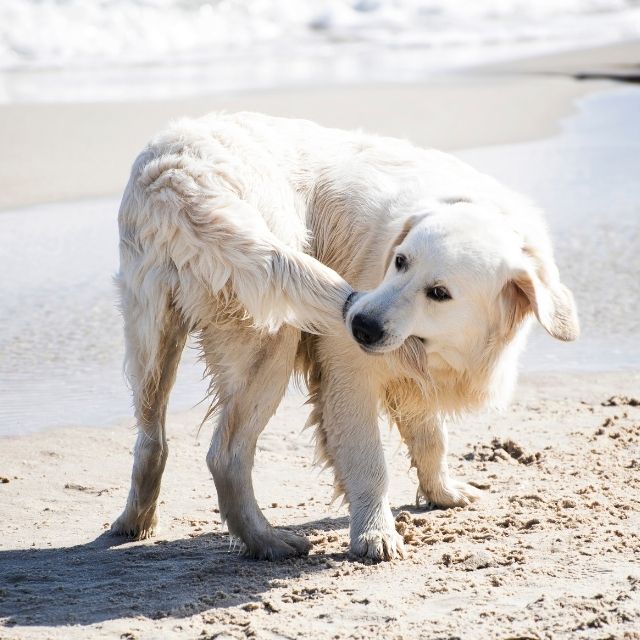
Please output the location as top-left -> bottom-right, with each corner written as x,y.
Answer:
0,516 -> 354,628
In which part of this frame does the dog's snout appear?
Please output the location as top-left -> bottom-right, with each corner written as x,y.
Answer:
351,313 -> 384,346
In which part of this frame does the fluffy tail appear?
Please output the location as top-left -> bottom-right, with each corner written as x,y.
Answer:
121,158 -> 353,335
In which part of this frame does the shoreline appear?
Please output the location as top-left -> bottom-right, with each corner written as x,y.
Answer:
1,76 -> 592,211
2,368 -> 639,441
1,46 -> 639,437
2,39 -> 640,211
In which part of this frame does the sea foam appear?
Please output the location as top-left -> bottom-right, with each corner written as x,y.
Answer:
1,1 -> 639,101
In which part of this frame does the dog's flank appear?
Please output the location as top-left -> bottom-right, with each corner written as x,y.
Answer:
112,112 -> 578,561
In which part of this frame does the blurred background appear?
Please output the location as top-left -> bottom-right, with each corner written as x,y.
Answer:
1,0 -> 639,435
2,0 -> 640,103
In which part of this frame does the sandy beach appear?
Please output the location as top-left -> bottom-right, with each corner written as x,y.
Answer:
2,39 -> 638,212
1,375 -> 639,639
1,41 -> 640,639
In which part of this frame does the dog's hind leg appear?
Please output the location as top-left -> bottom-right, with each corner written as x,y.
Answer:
203,322 -> 308,560
111,268 -> 188,539
395,413 -> 482,509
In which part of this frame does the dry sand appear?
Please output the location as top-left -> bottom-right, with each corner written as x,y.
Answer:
1,374 -> 639,639
1,41 -> 640,639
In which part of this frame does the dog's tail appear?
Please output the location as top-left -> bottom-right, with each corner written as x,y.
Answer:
121,159 -> 353,335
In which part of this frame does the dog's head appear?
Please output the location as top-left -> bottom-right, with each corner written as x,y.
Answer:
344,203 -> 579,375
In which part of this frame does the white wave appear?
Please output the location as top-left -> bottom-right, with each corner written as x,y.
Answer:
1,0 -> 639,102
3,0 -> 640,71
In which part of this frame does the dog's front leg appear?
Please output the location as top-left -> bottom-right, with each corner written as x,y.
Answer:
397,414 -> 482,509
319,363 -> 404,561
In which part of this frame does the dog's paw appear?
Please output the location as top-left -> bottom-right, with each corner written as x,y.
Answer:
351,528 -> 405,561
416,479 -> 483,510
241,528 -> 311,561
110,509 -> 157,540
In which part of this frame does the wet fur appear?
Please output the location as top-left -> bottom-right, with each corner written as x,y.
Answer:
111,112 -> 577,561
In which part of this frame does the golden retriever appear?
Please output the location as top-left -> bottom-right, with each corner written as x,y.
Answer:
111,112 -> 578,561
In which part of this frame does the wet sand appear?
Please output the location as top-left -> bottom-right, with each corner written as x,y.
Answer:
2,82 -> 639,436
4,38 -> 640,211
1,41 -> 640,639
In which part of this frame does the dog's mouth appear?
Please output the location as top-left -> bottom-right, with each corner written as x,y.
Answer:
357,343 -> 387,356
357,335 -> 425,355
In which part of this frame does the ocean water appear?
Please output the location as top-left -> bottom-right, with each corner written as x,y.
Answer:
457,86 -> 640,373
0,198 -> 208,436
1,0 -> 640,103
0,86 -> 638,435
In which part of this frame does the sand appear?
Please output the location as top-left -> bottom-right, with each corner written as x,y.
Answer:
5,39 -> 640,211
1,41 -> 640,639
0,75 -> 595,211
1,374 -> 639,639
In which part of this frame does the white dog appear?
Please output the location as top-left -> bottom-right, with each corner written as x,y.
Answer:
112,112 -> 578,561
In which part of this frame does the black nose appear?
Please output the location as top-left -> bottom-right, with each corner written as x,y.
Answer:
351,313 -> 384,346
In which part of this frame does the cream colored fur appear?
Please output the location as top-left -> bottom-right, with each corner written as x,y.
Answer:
111,112 -> 578,561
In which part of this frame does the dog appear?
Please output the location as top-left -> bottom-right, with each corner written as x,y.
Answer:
111,112 -> 578,561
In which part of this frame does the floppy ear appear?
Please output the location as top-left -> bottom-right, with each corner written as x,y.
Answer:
383,213 -> 428,273
507,263 -> 580,342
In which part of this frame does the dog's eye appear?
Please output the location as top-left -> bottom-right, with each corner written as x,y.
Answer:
395,254 -> 407,271
426,286 -> 452,302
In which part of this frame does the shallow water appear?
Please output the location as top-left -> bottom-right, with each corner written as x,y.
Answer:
457,86 -> 640,373
0,199 -> 208,436
1,86 -> 638,435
